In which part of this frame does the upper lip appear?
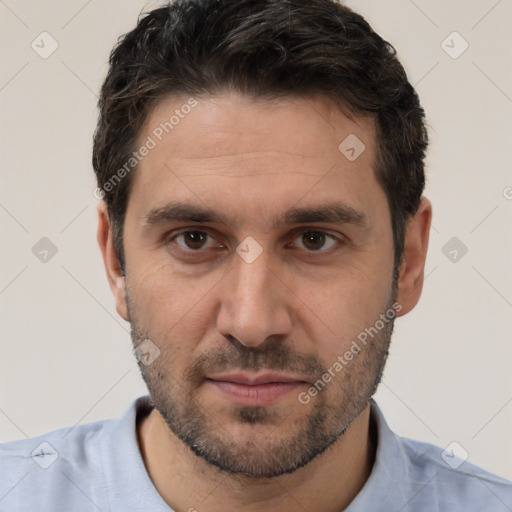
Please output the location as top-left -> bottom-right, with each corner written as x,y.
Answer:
207,372 -> 305,386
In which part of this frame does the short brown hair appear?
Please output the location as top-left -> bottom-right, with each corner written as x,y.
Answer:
93,0 -> 427,272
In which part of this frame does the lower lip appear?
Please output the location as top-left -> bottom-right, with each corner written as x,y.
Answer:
207,380 -> 303,406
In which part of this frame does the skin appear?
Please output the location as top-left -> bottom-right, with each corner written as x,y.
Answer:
97,92 -> 432,511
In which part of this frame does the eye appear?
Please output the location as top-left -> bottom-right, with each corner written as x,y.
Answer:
291,230 -> 341,252
172,230 -> 216,251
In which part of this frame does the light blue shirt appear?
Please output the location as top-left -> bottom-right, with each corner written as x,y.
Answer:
1,396 -> 511,511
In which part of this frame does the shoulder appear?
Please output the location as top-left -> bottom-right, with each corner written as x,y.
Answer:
0,396 -> 151,511
361,401 -> 512,512
398,435 -> 512,510
0,417 -> 108,467
0,419 -> 111,511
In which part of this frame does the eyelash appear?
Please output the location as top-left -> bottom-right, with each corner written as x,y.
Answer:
164,229 -> 345,258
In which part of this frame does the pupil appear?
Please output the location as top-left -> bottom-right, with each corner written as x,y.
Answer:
185,231 -> 205,249
303,231 -> 325,250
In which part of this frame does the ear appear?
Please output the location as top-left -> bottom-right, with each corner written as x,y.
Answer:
395,196 -> 432,317
96,201 -> 129,321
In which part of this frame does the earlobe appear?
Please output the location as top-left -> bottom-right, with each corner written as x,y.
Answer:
96,201 -> 129,321
396,197 -> 432,317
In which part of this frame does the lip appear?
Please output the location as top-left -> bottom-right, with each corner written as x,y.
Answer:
206,372 -> 306,406
208,372 -> 304,386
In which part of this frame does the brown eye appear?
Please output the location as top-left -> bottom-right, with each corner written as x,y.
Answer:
301,231 -> 326,251
295,231 -> 338,252
176,231 -> 212,250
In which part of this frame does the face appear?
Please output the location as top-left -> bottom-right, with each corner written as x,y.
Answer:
120,93 -> 397,477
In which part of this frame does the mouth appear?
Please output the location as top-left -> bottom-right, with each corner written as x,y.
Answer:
205,372 -> 307,406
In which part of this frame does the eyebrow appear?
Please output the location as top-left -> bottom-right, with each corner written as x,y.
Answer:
142,201 -> 368,230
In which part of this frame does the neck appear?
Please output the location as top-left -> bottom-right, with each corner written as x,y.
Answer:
137,404 -> 376,512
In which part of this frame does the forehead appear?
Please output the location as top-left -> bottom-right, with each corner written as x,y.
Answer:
139,92 -> 376,163
127,92 -> 383,229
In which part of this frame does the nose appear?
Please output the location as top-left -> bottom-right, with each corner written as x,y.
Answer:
216,246 -> 293,348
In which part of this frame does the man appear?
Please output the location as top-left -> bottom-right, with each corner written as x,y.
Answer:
1,0 -> 511,510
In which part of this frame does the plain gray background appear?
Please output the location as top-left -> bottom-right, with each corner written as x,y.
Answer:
1,0 -> 511,480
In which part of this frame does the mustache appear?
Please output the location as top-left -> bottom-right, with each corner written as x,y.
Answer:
184,341 -> 326,386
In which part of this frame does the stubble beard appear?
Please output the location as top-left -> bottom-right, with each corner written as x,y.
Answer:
127,284 -> 396,479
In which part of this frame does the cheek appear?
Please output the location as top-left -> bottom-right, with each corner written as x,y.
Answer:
293,259 -> 393,359
128,259 -> 221,347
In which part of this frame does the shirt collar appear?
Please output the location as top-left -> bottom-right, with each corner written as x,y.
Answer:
345,398 -> 410,511
101,395 -> 172,511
